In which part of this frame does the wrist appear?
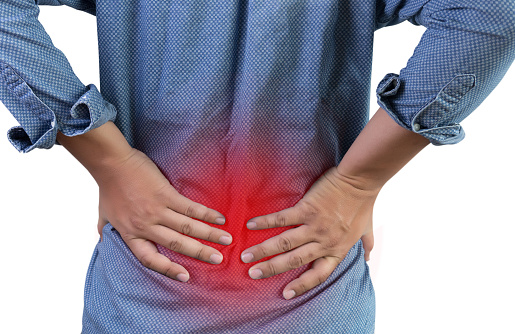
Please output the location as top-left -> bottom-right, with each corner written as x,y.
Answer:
334,166 -> 383,196
56,121 -> 134,183
336,107 -> 429,193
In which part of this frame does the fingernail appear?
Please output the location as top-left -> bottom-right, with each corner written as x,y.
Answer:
247,221 -> 257,229
241,252 -> 254,263
210,253 -> 223,264
219,235 -> 232,245
215,217 -> 226,224
249,268 -> 263,279
177,273 -> 189,282
283,290 -> 296,300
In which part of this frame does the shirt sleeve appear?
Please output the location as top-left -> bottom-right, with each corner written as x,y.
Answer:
0,0 -> 117,153
374,0 -> 515,145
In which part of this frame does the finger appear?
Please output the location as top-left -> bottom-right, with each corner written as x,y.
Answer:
282,256 -> 340,300
98,203 -> 107,242
159,208 -> 233,245
125,237 -> 190,283
166,187 -> 226,225
246,202 -> 311,230
97,218 -> 102,241
148,224 -> 225,265
247,242 -> 322,279
241,225 -> 312,263
361,230 -> 374,261
98,217 -> 108,242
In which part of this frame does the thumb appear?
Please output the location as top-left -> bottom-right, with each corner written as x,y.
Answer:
361,229 -> 374,261
97,217 -> 108,242
97,203 -> 108,242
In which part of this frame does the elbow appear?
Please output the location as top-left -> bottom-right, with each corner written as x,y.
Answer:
454,0 -> 515,55
494,1 -> 515,61
494,0 -> 515,41
504,6 -> 515,54
477,0 -> 515,42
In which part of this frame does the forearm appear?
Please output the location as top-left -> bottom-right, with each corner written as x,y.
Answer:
56,121 -> 134,184
337,107 -> 430,192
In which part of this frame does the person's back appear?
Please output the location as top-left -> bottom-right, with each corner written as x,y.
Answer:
1,0 -> 514,333
83,2 -> 378,331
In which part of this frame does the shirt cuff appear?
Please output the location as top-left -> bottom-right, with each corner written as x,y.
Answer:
376,72 -> 476,146
1,61 -> 117,153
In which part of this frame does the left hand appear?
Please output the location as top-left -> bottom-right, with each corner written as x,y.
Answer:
240,166 -> 380,300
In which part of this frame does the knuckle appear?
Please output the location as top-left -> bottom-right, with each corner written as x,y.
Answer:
275,213 -> 287,227
316,274 -> 328,286
180,222 -> 193,236
163,266 -> 176,278
297,281 -> 308,294
325,236 -> 340,249
195,246 -> 206,261
155,184 -> 171,201
264,215 -> 274,229
314,224 -> 330,236
120,231 -> 135,242
128,216 -> 146,233
338,220 -> 352,234
277,237 -> 292,253
299,201 -> 319,219
206,229 -> 215,242
185,204 -> 196,218
266,262 -> 277,277
168,239 -> 183,253
139,254 -> 154,269
255,245 -> 268,259
287,255 -> 304,269
197,204 -> 209,221
140,203 -> 157,218
165,188 -> 180,205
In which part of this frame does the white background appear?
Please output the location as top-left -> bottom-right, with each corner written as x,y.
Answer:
1,4 -> 514,334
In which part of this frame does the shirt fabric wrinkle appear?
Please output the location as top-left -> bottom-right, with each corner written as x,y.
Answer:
1,0 -> 514,333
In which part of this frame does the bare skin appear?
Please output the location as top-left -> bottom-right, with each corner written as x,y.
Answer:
57,106 -> 430,297
56,121 -> 233,283
240,107 -> 430,299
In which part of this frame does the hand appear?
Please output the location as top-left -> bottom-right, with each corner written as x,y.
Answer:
96,148 -> 233,283
240,166 -> 378,299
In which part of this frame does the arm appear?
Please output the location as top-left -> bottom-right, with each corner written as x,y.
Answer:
1,0 -> 232,281
374,0 -> 515,145
336,106 -> 430,262
337,106 -> 430,193
0,0 -> 115,153
239,0 -> 515,300
240,107 -> 428,299
55,121 -> 134,182
56,121 -> 234,283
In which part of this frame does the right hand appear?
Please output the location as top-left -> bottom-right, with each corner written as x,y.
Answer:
95,148 -> 232,283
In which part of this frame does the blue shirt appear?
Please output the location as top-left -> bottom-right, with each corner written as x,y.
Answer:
1,0 -> 514,333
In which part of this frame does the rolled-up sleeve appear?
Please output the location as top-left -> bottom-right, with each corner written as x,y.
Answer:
375,0 -> 515,145
0,0 -> 117,153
